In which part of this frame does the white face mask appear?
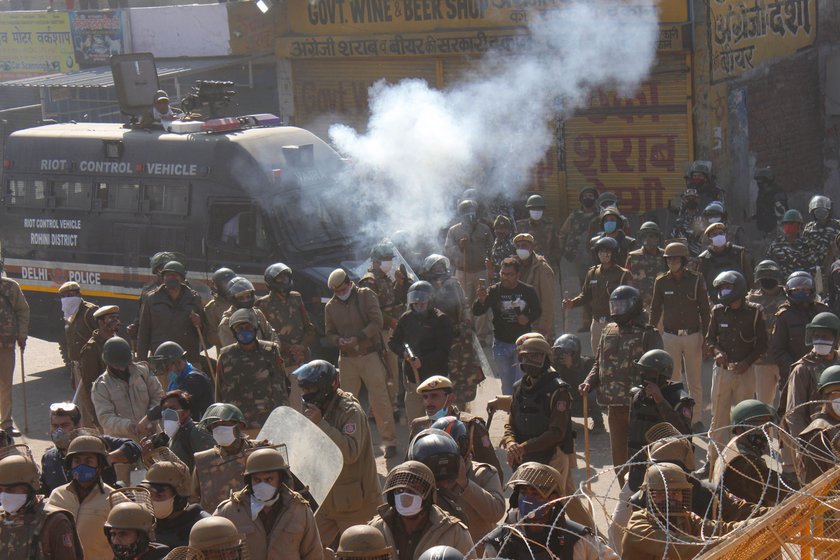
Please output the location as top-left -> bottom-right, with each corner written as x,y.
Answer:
832,398 -> 840,417
163,419 -> 181,439
249,485 -> 280,519
529,210 -> 543,221
0,492 -> 28,514
212,425 -> 237,447
61,296 -> 82,320
516,248 -> 531,260
707,217 -> 722,224
252,481 -> 279,502
711,234 -> 727,247
379,260 -> 393,274
813,340 -> 834,356
394,491 -> 424,517
152,497 -> 175,519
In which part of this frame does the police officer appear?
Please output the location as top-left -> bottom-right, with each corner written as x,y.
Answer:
257,262 -> 317,405
218,277 -> 276,348
785,312 -> 840,440
581,286 -> 662,485
142,460 -> 207,549
186,516 -> 250,559
516,194 -> 561,269
407,375 -> 502,479
0,452 -> 83,559
697,222 -> 754,292
684,160 -> 724,208
513,232 -> 556,338
47,434 -> 117,559
486,215 -> 516,282
368,461 -> 473,560
151,341 -> 213,421
769,270 -> 829,409
294,359 -> 383,547
485,462 -> 618,560
407,428 -> 468,523
803,194 -> 840,277
753,166 -> 787,236
649,242 -> 711,426
712,399 -> 792,506
137,260 -> 207,366
360,243 -> 409,409
624,221 -> 666,312
563,236 -> 629,352
589,207 -> 637,266
0,266 -> 28,439
552,334 -> 605,434
765,209 -> 811,278
389,281 -> 455,422
747,260 -> 787,406
429,416 -> 505,549
325,268 -> 398,456
704,271 -> 767,477
796,365 -> 840,484
58,281 -> 98,391
443,199 -> 493,319
335,525 -> 396,560
78,305 -> 121,428
214,448 -> 323,560
558,187 -> 601,326
217,308 -> 288,437
671,187 -> 705,258
191,403 -> 258,513
204,267 -> 235,350
104,491 -> 170,559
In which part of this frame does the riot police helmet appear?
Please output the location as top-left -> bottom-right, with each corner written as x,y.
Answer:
423,254 -> 451,281
336,525 -> 395,560
784,271 -> 815,303
199,403 -> 246,430
754,260 -> 782,283
430,416 -> 469,457
730,399 -> 777,427
804,312 -> 840,345
635,349 -> 674,383
609,285 -> 642,325
712,270 -> 747,305
552,333 -> 581,361
407,429 -> 461,483
211,267 -> 236,295
525,194 -> 546,209
293,360 -> 338,408
817,365 -> 840,394
103,337 -> 133,369
264,263 -> 293,293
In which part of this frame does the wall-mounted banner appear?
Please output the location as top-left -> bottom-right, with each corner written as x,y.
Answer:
69,10 -> 125,69
0,11 -> 77,80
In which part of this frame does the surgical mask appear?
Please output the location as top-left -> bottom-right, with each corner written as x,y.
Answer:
164,278 -> 180,290
782,224 -> 800,236
603,220 -> 617,234
379,260 -> 393,274
212,425 -> 237,447
0,492 -> 28,514
814,208 -> 830,221
711,234 -> 727,247
529,210 -> 543,221
163,419 -> 181,438
706,216 -> 722,224
70,464 -> 98,483
813,339 -> 834,356
61,296 -> 82,320
235,330 -> 256,345
832,398 -> 840,417
152,497 -> 175,519
430,407 -> 449,421
516,248 -> 531,260
394,491 -> 424,517
252,482 -> 279,502
336,287 -> 352,301
518,494 -> 545,520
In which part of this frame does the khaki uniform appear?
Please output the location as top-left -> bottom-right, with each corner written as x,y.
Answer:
359,268 -> 406,406
459,462 -> 505,549
369,504 -> 474,560
217,340 -> 288,434
444,220 -> 493,336
624,247 -> 667,311
0,496 -> 83,560
650,269 -> 711,419
324,286 -> 396,447
214,486 -> 323,560
569,264 -> 629,351
622,509 -> 747,559
0,277 -> 29,430
204,295 -> 228,349
90,362 -> 165,439
558,207 -> 599,326
218,306 -> 276,348
518,254 -> 556,338
137,283 -> 207,365
517,217 -> 562,269
191,438 -> 256,513
796,414 -> 840,485
706,302 -> 767,471
712,432 -> 791,506
315,389 -> 384,547
65,300 -> 97,387
48,482 -> 116,560
785,351 -> 840,438
77,329 -> 112,428
746,288 -> 786,406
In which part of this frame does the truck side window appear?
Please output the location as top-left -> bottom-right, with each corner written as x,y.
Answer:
208,202 -> 270,253
5,179 -> 46,207
50,181 -> 90,209
142,183 -> 189,215
95,181 -> 140,211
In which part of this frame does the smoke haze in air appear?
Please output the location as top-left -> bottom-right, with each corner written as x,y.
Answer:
327,0 -> 659,246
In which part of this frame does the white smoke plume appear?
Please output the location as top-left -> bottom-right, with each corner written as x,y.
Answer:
328,0 -> 659,245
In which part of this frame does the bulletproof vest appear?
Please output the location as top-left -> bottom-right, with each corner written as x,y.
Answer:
701,245 -> 746,288
486,515 -> 589,560
628,382 -> 689,454
257,291 -> 307,345
0,279 -> 19,344
2,498 -> 81,560
363,269 -> 402,316
218,341 -> 288,425
596,323 -> 654,406
193,440 -> 253,512
510,372 -> 574,462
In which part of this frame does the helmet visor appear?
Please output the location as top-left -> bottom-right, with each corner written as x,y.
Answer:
407,290 -> 431,306
609,298 -> 632,317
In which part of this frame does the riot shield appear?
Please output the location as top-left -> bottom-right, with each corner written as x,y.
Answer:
257,405 -> 343,507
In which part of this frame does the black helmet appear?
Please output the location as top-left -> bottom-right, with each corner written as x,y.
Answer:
754,260 -> 782,283
407,429 -> 461,483
609,285 -> 642,325
592,235 -> 619,256
422,254 -> 451,281
151,341 -> 186,373
418,547 -> 464,560
211,267 -> 236,295
552,333 -> 581,361
103,337 -> 132,369
264,263 -> 293,293
635,349 -> 674,382
785,271 -> 815,303
702,201 -> 727,220
430,416 -> 469,456
713,270 -> 747,305
160,260 -> 187,278
407,281 -> 433,310
525,194 -> 546,209
150,251 -> 178,275
457,199 -> 477,216
293,360 -> 338,408
226,277 -> 256,309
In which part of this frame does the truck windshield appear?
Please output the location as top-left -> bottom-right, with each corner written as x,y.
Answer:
275,177 -> 353,252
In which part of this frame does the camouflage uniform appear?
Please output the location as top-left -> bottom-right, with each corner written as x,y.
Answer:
216,340 -> 288,433
624,247 -> 666,311
0,277 -> 29,432
137,282 -> 207,366
489,236 -> 516,281
746,287 -> 787,405
670,210 -> 705,257
516,216 -> 561,272
204,295 -> 229,349
764,236 -> 811,279
804,218 -> 840,274
217,306 -> 276,348
1,495 -> 83,560
191,438 -> 258,513
584,319 -> 662,479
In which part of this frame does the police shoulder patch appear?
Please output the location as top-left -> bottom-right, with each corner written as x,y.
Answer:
62,533 -> 74,548
556,400 -> 567,412
343,423 -> 357,434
